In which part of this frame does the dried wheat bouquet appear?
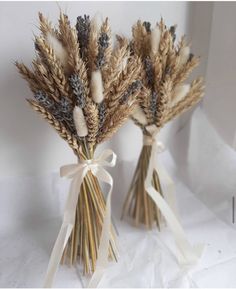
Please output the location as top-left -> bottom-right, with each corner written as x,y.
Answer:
122,19 -> 204,229
16,12 -> 141,283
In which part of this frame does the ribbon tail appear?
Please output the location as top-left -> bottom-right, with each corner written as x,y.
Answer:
88,168 -> 114,288
146,185 -> 203,264
156,162 -> 178,219
44,168 -> 87,288
145,145 -> 204,265
44,223 -> 73,287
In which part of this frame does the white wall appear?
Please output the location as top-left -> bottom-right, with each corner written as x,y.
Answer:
203,2 -> 236,149
0,1 -> 210,178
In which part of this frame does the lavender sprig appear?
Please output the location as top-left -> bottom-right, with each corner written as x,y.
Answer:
150,91 -> 158,118
34,90 -> 75,132
119,80 -> 142,104
76,15 -> 90,58
143,21 -> 151,33
144,57 -> 154,87
34,91 -> 54,109
96,32 -> 109,69
98,101 -> 106,129
69,74 -> 86,108
169,26 -> 176,42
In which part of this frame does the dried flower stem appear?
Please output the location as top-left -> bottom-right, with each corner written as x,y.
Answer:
122,144 -> 163,228
61,146 -> 118,274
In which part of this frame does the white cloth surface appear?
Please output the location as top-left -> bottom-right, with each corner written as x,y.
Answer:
0,108 -> 236,287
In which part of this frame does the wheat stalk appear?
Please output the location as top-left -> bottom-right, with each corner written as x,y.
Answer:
97,102 -> 136,143
27,99 -> 80,154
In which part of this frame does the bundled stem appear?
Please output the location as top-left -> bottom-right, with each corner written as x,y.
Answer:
122,143 -> 163,229
62,168 -> 118,274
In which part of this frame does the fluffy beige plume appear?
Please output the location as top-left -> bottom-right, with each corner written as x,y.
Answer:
132,105 -> 148,125
121,56 -> 129,71
178,46 -> 190,67
172,84 -> 190,105
150,26 -> 161,55
73,106 -> 88,137
90,70 -> 104,103
91,13 -> 102,33
46,32 -> 67,68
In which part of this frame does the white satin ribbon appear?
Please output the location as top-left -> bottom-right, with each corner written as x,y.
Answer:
43,149 -> 117,288
143,133 -> 204,265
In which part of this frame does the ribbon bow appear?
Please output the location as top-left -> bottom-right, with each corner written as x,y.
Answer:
44,149 -> 117,288
143,132 -> 204,265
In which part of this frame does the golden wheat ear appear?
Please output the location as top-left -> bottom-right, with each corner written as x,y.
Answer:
27,99 -> 80,154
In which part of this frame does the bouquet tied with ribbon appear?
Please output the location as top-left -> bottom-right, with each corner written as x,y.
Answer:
122,19 -> 204,230
16,12 -> 142,286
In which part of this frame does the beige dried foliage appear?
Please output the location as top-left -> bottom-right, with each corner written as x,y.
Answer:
87,22 -> 99,72
173,56 -> 200,85
38,12 -> 58,37
32,58 -> 61,101
107,55 -> 142,109
15,62 -> 41,93
156,78 -> 173,128
164,77 -> 204,124
35,36 -> 70,98
84,101 -> 99,146
152,55 -> 162,91
28,99 -> 79,154
96,102 -> 136,144
17,12 -> 142,152
100,18 -> 112,70
103,36 -> 130,96
131,18 -> 204,131
58,12 -> 88,87
132,20 -> 150,58
138,86 -> 153,125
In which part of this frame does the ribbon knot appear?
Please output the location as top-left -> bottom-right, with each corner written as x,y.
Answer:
44,149 -> 117,288
143,134 -> 165,154
143,134 -> 156,146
